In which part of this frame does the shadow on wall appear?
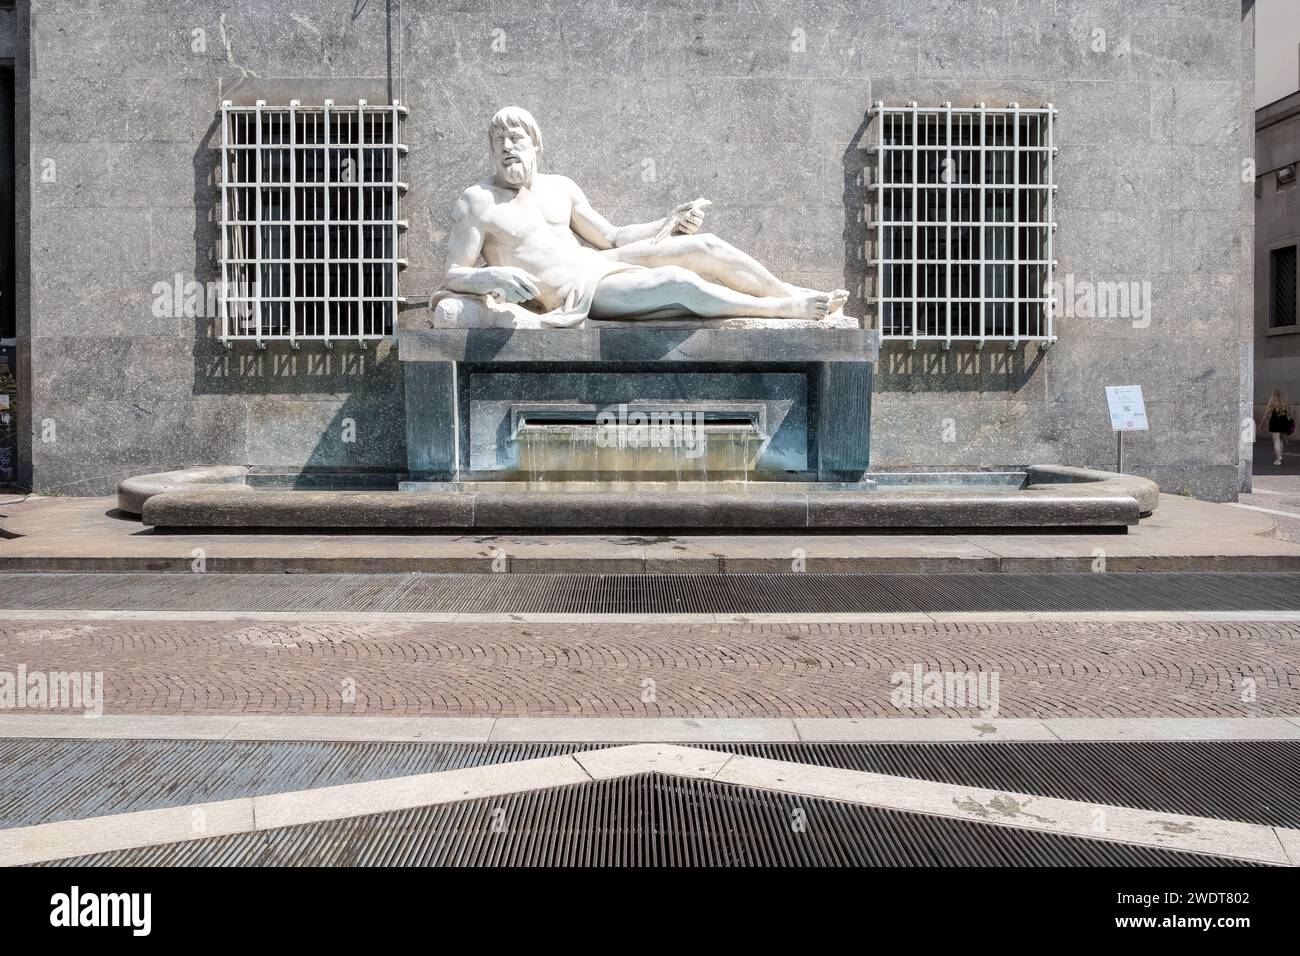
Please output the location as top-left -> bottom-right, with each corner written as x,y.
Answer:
188,112 -> 406,478
875,344 -> 1044,394
841,112 -> 870,320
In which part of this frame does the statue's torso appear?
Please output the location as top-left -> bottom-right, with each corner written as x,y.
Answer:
473,175 -> 614,312
478,175 -> 584,271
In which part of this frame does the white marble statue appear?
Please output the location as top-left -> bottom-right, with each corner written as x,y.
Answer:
436,106 -> 851,329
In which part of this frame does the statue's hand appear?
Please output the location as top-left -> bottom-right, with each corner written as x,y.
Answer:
485,266 -> 541,304
669,199 -> 707,236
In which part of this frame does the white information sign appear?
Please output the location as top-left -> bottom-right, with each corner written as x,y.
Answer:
1105,385 -> 1148,432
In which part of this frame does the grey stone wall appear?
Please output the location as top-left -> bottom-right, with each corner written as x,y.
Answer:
20,0 -> 1252,499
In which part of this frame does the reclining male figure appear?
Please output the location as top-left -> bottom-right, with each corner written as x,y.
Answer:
443,106 -> 850,328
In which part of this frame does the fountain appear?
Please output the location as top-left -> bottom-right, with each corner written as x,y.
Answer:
115,107 -> 1160,532
397,321 -> 875,490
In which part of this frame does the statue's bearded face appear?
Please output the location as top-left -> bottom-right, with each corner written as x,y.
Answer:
491,124 -> 538,187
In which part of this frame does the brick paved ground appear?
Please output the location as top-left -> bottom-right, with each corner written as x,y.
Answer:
1,618 -> 1298,718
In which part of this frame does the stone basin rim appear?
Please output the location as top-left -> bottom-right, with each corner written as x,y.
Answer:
121,464 -> 1159,531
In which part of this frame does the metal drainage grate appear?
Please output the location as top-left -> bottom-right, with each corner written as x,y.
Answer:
0,739 -> 598,829
2,571 -> 1300,613
43,774 -> 1254,867
3,740 -> 1297,831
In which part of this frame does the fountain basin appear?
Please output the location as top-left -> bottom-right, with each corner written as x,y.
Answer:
129,466 -> 1158,533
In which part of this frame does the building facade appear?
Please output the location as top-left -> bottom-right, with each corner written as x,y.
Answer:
4,0 -> 1256,499
1255,88 -> 1300,421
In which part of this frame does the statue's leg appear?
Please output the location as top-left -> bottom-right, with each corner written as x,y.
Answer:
605,233 -> 787,296
606,234 -> 848,312
589,265 -> 832,321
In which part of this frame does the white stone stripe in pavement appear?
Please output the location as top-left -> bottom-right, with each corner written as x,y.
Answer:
0,714 -> 1298,744
5,608 -> 1300,625
1227,501 -> 1300,521
0,743 -> 1295,867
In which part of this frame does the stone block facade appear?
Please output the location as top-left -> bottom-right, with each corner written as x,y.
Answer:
9,0 -> 1255,499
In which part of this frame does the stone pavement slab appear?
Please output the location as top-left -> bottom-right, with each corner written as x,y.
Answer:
490,717 -> 800,742
791,718 -> 1056,741
0,797 -> 257,867
0,616 -> 1295,720
1043,717 -> 1300,741
5,714 -> 1299,744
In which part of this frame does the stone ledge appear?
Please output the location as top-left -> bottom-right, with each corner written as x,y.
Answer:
117,466 -> 251,515
397,326 -> 881,364
139,482 -> 1141,532
1027,465 -> 1160,515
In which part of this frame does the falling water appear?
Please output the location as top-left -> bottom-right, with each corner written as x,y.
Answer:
509,409 -> 763,491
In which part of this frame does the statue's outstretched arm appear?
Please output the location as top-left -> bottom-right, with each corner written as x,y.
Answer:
569,180 -> 701,249
568,182 -> 631,249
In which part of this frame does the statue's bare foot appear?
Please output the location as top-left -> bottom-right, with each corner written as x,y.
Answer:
786,285 -> 850,314
777,291 -> 832,320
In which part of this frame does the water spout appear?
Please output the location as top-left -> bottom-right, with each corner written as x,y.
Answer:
508,404 -> 764,489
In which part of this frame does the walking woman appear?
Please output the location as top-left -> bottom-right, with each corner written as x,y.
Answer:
1260,389 -> 1295,466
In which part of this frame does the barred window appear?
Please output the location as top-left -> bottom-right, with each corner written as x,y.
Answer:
219,99 -> 408,346
868,102 -> 1056,349
1272,245 -> 1297,329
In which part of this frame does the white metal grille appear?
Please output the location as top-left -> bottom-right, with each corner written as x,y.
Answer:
219,99 -> 408,347
868,102 -> 1057,349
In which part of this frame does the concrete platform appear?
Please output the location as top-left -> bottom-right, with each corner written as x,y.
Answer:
2,492 -> 1298,573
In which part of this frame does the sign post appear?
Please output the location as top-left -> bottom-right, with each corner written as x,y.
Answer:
1104,385 -> 1149,474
